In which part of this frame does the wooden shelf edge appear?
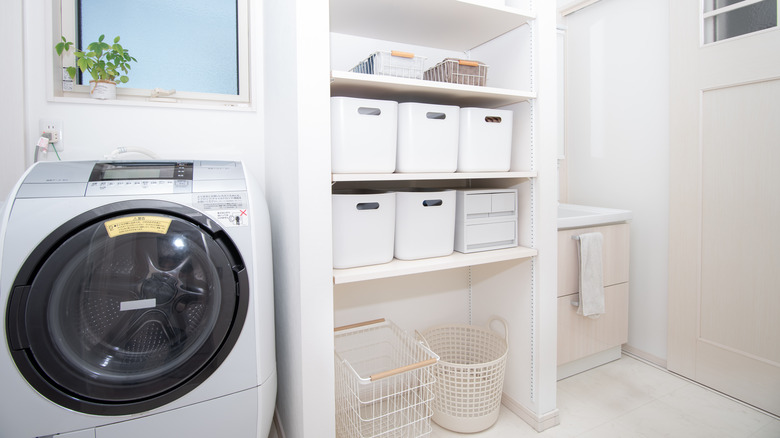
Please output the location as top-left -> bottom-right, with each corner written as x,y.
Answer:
331,171 -> 537,183
333,246 -> 537,285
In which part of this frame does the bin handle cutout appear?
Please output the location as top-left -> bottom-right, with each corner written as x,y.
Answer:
357,107 -> 381,116
426,112 -> 446,120
422,199 -> 443,207
485,116 -> 502,123
391,50 -> 415,58
356,202 -> 380,210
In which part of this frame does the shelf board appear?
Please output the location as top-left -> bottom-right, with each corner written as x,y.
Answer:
331,71 -> 535,108
330,0 -> 534,52
332,171 -> 536,183
333,246 -> 537,284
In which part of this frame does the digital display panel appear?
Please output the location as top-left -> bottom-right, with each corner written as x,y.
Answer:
89,162 -> 193,182
102,168 -> 172,180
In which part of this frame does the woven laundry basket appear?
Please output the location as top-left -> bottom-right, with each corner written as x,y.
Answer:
420,317 -> 508,433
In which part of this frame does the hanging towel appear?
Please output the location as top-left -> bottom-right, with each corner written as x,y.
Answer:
576,232 -> 605,319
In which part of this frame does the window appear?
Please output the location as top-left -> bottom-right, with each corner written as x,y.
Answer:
703,0 -> 778,44
55,0 -> 250,106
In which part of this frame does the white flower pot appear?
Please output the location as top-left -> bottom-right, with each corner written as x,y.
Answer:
89,80 -> 117,100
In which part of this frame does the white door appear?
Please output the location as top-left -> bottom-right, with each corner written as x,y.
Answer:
668,0 -> 780,415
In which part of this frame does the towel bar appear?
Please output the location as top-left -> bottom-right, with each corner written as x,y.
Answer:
571,235 -> 581,241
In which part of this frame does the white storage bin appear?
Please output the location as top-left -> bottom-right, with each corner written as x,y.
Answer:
331,97 -> 398,174
332,191 -> 396,268
458,108 -> 514,172
396,103 -> 460,173
394,189 -> 456,260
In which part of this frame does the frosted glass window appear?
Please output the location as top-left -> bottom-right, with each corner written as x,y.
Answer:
79,0 -> 239,95
704,0 -> 745,13
703,0 -> 778,43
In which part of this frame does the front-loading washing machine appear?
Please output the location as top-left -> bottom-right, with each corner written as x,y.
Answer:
0,160 -> 276,438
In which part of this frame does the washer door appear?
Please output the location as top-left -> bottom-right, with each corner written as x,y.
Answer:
6,200 -> 249,415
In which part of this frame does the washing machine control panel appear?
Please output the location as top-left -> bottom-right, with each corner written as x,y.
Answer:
86,161 -> 193,196
86,179 -> 192,195
16,161 -> 246,199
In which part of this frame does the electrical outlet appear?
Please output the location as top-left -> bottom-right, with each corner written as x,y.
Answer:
39,119 -> 64,152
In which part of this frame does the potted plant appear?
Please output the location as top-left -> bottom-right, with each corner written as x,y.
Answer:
55,34 -> 137,100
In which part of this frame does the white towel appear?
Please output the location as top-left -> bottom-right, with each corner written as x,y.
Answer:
576,232 -> 605,318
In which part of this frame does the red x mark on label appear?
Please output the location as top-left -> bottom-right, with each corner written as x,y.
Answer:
239,210 -> 247,216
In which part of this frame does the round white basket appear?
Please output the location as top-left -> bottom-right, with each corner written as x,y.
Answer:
420,317 -> 508,433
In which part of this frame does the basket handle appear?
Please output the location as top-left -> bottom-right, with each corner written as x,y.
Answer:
370,357 -> 437,381
488,316 -> 509,344
334,318 -> 385,332
391,50 -> 415,59
458,60 -> 480,67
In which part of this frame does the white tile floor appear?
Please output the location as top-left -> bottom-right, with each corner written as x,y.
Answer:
431,354 -> 780,437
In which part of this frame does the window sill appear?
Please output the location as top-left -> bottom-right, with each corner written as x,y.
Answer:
49,95 -> 255,112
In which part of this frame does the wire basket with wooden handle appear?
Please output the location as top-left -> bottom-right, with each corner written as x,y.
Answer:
350,50 -> 427,80
334,318 -> 439,438
423,58 -> 489,86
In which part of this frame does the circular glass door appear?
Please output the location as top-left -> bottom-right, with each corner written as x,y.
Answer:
7,202 -> 248,415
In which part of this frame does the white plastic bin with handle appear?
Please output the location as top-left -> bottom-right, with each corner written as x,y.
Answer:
332,190 -> 396,269
394,189 -> 456,260
457,107 -> 514,172
331,97 -> 398,174
396,103 -> 460,173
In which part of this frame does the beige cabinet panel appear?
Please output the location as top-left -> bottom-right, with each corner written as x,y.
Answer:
557,223 -> 629,298
557,283 -> 629,366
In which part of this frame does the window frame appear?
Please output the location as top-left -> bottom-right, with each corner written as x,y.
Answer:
701,0 -> 779,45
52,0 -> 251,108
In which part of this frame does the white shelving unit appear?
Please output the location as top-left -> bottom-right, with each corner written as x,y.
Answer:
264,0 -> 559,436
327,0 -> 560,434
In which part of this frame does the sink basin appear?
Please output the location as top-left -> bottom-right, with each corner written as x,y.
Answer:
557,203 -> 632,229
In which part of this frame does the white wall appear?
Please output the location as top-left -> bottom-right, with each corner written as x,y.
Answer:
563,0 -> 670,362
9,0 -> 266,190
0,1 -> 27,202
263,0 -> 335,436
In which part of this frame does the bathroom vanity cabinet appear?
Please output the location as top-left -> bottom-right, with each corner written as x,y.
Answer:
556,223 -> 630,378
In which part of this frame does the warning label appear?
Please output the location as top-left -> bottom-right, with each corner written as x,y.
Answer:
194,192 -> 249,228
194,193 -> 247,211
105,216 -> 172,238
215,209 -> 249,227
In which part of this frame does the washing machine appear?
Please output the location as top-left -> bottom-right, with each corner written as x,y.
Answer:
0,160 -> 276,438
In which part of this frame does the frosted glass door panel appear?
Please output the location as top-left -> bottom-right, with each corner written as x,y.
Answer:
704,0 -> 778,43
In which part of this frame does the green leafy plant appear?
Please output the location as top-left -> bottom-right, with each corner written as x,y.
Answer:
55,34 -> 137,84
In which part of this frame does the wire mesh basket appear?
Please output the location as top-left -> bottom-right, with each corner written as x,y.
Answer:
419,317 -> 508,433
423,58 -> 489,87
350,51 -> 427,80
335,319 -> 439,438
